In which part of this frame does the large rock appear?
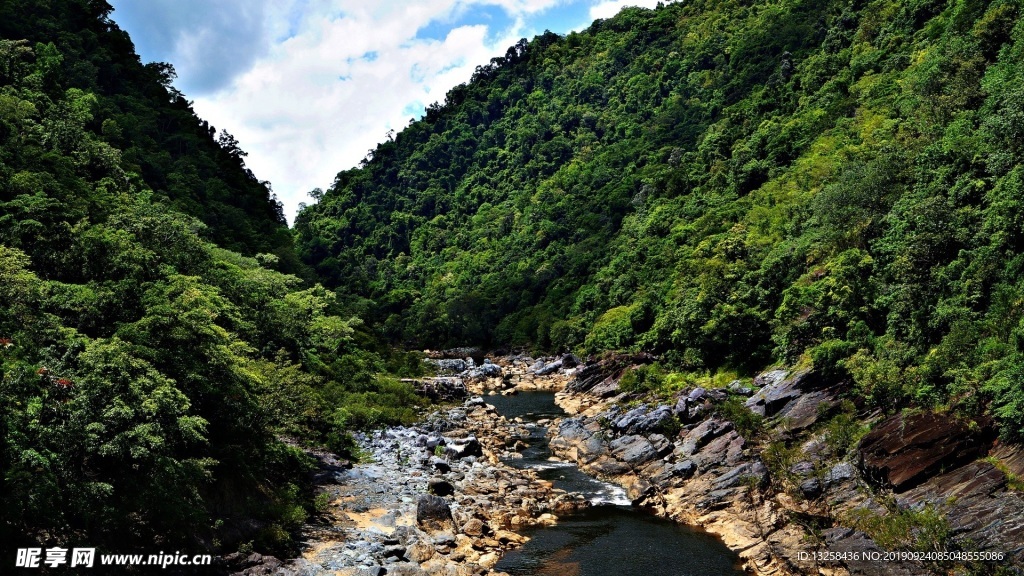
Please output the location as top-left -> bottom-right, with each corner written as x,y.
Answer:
461,362 -> 502,381
416,495 -> 454,531
612,404 -> 673,435
858,411 -> 995,491
744,369 -> 840,430
744,369 -> 806,417
677,418 -> 733,456
899,460 -> 1024,563
446,436 -> 483,459
564,353 -> 657,397
609,435 -> 658,467
405,377 -> 468,402
533,358 -> 564,375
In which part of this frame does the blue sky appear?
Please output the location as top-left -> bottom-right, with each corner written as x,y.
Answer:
108,0 -> 664,222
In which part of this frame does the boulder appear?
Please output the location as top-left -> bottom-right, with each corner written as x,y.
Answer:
447,436 -> 483,460
564,353 -> 656,396
899,460 -> 1024,563
609,435 -> 658,467
461,518 -> 488,537
533,359 -> 563,376
406,378 -> 468,402
744,370 -> 805,417
613,404 -> 673,435
677,418 -> 733,456
416,495 -> 454,531
428,478 -> 455,497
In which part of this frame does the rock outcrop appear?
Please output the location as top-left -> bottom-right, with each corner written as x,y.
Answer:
858,412 -> 995,491
549,361 -> 1024,576
270,397 -> 586,576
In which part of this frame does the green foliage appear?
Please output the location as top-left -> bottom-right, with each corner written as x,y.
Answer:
823,401 -> 869,458
295,0 -> 1024,441
845,499 -> 951,554
0,2 -> 426,560
716,396 -> 766,439
584,306 -> 638,353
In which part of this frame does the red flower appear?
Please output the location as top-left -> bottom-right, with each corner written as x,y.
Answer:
36,366 -> 50,376
55,378 -> 74,389
0,338 -> 12,348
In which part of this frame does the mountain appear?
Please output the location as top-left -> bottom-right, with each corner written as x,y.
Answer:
296,0 -> 1024,439
0,0 -> 421,558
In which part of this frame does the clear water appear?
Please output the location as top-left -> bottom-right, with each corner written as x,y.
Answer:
484,391 -> 743,576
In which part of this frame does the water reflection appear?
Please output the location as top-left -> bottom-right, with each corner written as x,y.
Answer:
485,391 -> 743,576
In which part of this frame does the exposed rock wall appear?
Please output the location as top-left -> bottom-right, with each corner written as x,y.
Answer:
548,356 -> 1024,576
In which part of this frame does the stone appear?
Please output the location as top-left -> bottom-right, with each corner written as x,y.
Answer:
533,359 -> 563,376
385,564 -> 430,576
447,437 -> 483,460
461,518 -> 487,537
774,389 -> 837,431
609,435 -> 657,466
431,457 -> 451,473
858,411 -> 995,491
899,460 -> 1024,564
405,541 -> 435,563
712,462 -> 766,490
648,433 -> 672,458
678,418 -> 733,456
744,370 -> 804,417
671,396 -> 688,418
428,478 -> 455,497
416,495 -> 454,531
613,404 -> 672,435
432,359 -> 468,374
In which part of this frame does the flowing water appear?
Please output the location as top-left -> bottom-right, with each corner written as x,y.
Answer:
485,392 -> 743,576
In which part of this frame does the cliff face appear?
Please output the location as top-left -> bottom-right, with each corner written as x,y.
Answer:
548,357 -> 1024,576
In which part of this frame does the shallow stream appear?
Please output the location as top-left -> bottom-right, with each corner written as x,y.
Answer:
485,392 -> 743,576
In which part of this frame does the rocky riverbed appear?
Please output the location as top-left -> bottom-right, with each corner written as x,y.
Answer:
230,351 -> 1024,576
230,361 -> 588,576
548,354 -> 1024,576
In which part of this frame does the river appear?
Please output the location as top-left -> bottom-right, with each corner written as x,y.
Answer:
485,392 -> 744,576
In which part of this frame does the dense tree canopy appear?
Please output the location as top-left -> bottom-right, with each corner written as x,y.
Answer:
297,0 -> 1024,439
0,0 -> 422,558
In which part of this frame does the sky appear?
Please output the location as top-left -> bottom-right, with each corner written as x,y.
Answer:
107,0 -> 664,223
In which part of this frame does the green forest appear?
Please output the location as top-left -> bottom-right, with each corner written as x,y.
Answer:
296,0 -> 1024,439
0,0 -> 423,558
5,0 -> 1024,568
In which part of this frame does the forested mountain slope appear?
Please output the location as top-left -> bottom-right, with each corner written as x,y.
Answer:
0,0 -> 421,558
0,0 -> 294,259
296,0 -> 1024,438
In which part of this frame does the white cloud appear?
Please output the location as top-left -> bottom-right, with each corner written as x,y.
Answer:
110,0 -> 270,95
188,0 -> 557,222
114,0 -> 668,223
589,0 -> 662,20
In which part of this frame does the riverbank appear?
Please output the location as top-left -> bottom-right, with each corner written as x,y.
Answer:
239,369 -> 587,576
547,354 -> 1024,576
238,351 -> 1024,576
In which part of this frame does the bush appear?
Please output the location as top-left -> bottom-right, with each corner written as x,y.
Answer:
584,306 -> 637,353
